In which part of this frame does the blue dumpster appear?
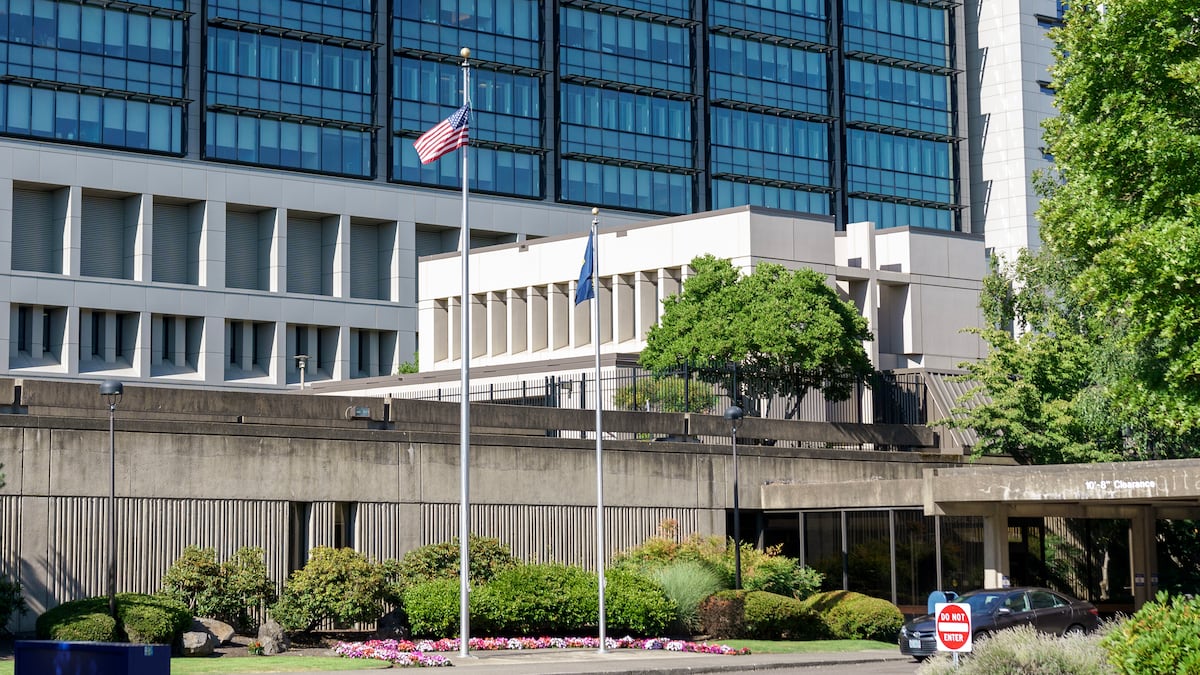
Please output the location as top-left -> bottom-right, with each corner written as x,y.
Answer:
14,640 -> 170,675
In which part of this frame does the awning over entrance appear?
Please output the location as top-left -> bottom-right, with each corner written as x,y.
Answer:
762,458 -> 1200,609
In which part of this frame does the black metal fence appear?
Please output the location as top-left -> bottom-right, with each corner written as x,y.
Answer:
395,364 -> 927,427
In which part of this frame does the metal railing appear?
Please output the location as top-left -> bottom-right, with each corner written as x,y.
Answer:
395,363 -> 927,428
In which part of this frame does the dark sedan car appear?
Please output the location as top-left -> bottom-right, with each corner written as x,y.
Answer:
898,587 -> 1100,659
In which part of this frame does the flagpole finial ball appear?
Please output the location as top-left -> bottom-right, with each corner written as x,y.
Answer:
460,47 -> 471,59
592,207 -> 599,216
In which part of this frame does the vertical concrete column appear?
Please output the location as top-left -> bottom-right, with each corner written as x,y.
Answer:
981,503 -> 1011,589
1129,506 -> 1158,609
200,201 -> 226,289
270,320 -> 286,386
0,177 -> 13,276
449,296 -> 461,362
132,310 -> 151,377
331,214 -> 350,298
394,220 -> 411,305
527,286 -> 546,353
200,316 -> 225,385
269,208 -> 287,293
63,186 -> 83,277
0,303 -> 12,371
174,316 -> 187,366
635,271 -> 657,342
64,306 -> 80,374
332,325 -> 349,381
132,194 -> 152,282
508,289 -> 527,355
488,291 -> 506,356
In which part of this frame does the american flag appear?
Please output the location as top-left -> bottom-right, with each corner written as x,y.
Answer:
413,104 -> 470,164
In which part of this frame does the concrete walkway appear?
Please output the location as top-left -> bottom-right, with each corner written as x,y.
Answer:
274,647 -> 910,675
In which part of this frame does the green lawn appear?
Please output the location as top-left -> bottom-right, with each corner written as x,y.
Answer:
720,639 -> 897,654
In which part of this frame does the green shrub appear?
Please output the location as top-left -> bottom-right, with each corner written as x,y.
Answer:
37,597 -> 118,641
388,536 -> 517,601
118,594 -> 191,644
0,575 -> 28,631
1102,591 -> 1200,674
474,563 -> 596,636
613,526 -> 821,599
801,590 -> 903,641
919,624 -> 1114,675
743,591 -> 823,640
36,594 -> 191,644
743,555 -> 824,599
161,546 -> 277,632
271,547 -> 387,634
403,578 -> 464,638
646,560 -> 725,634
604,568 -> 675,637
697,590 -> 747,638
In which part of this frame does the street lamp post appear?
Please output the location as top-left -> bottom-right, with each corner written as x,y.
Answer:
100,379 -> 123,619
724,404 -> 745,589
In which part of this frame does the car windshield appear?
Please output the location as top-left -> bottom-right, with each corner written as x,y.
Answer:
956,591 -> 1007,614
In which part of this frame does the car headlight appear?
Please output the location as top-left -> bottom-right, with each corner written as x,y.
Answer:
900,626 -> 907,637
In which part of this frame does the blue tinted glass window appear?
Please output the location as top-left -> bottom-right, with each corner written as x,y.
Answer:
843,0 -> 950,68
207,28 -> 373,125
711,108 -> 829,187
849,197 -> 954,230
561,159 -> 692,214
709,0 -> 826,44
846,129 -> 954,203
0,82 -> 181,152
395,0 -> 539,69
394,58 -> 539,148
560,8 -> 692,94
206,111 -> 372,177
712,179 -> 831,215
209,0 -> 373,42
709,34 -> 827,114
560,84 -> 692,168
845,59 -> 951,135
396,142 -> 541,199
0,0 -> 185,151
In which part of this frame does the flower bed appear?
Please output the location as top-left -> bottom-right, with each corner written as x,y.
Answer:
334,636 -> 751,667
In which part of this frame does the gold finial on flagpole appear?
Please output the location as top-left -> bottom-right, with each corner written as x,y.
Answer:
592,207 -> 599,216
461,47 -> 471,61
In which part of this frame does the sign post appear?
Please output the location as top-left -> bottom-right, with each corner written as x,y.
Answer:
935,602 -> 972,664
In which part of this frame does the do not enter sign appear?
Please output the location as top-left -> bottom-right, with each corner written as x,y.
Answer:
935,602 -> 972,653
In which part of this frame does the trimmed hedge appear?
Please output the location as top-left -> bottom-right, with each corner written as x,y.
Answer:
403,564 -> 673,638
800,590 -> 903,642
403,578 -> 463,638
473,564 -> 596,636
603,568 -> 674,637
698,590 -> 821,639
36,593 -> 191,644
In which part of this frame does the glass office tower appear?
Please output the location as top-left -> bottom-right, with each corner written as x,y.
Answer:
396,0 -> 963,230
0,0 -> 962,230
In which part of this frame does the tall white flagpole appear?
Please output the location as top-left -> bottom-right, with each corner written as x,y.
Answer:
457,46 -> 472,658
591,208 -> 607,654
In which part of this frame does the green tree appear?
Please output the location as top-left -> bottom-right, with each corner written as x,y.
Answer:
948,0 -> 1200,463
271,547 -> 388,634
612,375 -> 717,413
1039,0 -> 1200,435
639,255 -> 873,417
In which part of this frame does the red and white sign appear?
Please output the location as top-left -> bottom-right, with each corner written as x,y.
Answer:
935,602 -> 972,653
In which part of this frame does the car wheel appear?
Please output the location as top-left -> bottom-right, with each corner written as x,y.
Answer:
1063,624 -> 1087,637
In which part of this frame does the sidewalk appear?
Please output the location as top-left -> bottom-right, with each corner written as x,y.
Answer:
275,647 -> 910,675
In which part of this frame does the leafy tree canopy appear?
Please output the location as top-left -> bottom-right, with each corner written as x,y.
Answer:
950,0 -> 1200,462
639,255 -> 873,414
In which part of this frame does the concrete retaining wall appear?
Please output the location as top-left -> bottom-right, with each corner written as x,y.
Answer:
0,378 -> 965,633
